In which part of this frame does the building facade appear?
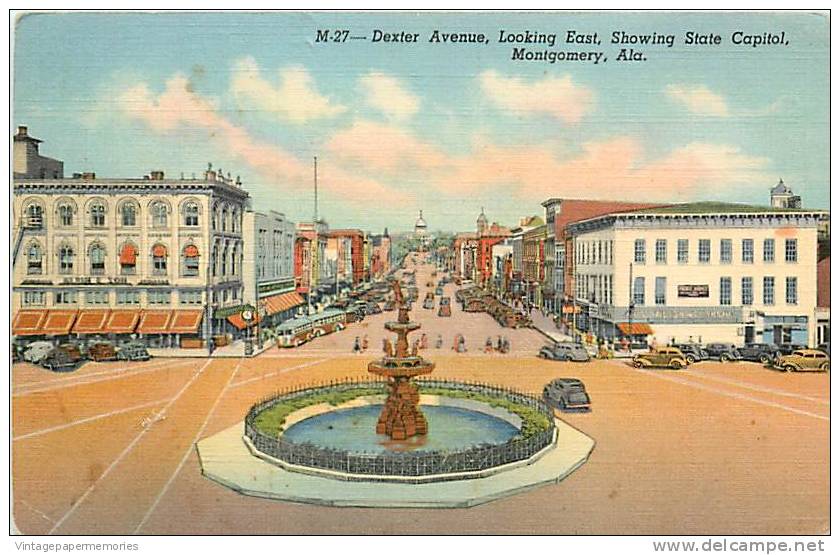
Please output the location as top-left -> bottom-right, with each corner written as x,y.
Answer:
566,203 -> 828,346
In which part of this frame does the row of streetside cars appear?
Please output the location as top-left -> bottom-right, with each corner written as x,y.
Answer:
16,341 -> 151,372
633,344 -> 830,372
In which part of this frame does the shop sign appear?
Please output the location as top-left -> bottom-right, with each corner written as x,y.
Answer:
678,284 -> 709,298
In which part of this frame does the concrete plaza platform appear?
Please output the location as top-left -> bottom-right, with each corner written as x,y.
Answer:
196,418 -> 595,508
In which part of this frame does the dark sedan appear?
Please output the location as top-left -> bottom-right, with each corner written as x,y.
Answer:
538,342 -> 591,362
674,343 -> 710,364
704,342 -> 742,362
41,344 -> 83,372
543,378 -> 591,412
737,343 -> 781,364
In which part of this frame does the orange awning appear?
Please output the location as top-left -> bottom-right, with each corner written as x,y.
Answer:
617,322 -> 654,335
72,309 -> 110,334
152,244 -> 167,257
12,309 -> 48,336
119,244 -> 137,266
168,310 -> 203,333
262,292 -> 305,316
40,310 -> 78,335
137,310 -> 172,334
227,312 -> 260,330
106,310 -> 141,334
183,245 -> 199,258
562,305 -> 582,314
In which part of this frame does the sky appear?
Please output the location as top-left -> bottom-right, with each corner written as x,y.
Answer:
12,11 -> 829,232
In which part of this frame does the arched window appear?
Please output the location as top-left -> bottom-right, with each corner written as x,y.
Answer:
152,244 -> 168,275
58,204 -> 73,226
230,245 -> 237,275
89,243 -> 106,275
27,242 -> 43,274
151,202 -> 168,227
221,208 -> 228,232
221,245 -> 228,275
230,210 -> 237,233
119,242 -> 137,275
184,203 -> 199,226
90,202 -> 106,227
25,203 -> 44,228
212,245 -> 219,277
121,202 -> 137,226
183,244 -> 200,277
58,245 -> 74,274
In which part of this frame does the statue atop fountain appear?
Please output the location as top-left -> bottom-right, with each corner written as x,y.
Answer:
367,279 -> 435,440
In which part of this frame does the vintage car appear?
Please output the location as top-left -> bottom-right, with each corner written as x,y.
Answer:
632,347 -> 689,369
438,297 -> 452,317
704,342 -> 742,362
22,341 -> 55,364
366,301 -> 382,315
117,342 -> 152,361
422,296 -> 435,310
435,287 -> 444,296
538,342 -> 591,362
736,343 -> 781,364
87,341 -> 118,362
776,342 -> 808,356
674,343 -> 710,364
543,378 -> 591,411
41,344 -> 83,372
772,349 -> 830,372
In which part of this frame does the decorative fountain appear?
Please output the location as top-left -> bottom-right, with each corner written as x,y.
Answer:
367,280 -> 434,440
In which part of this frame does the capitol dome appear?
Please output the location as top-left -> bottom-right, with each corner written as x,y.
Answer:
414,210 -> 428,235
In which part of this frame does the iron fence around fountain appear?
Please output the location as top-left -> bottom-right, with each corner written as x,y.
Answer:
244,379 -> 556,479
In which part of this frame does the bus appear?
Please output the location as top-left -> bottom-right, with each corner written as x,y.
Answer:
275,317 -> 314,348
310,308 -> 346,337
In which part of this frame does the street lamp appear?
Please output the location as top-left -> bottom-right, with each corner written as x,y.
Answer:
242,307 -> 254,356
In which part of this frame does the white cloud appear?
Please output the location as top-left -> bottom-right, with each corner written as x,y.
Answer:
478,70 -> 595,124
231,57 -> 346,124
359,72 -> 420,120
665,84 -> 730,117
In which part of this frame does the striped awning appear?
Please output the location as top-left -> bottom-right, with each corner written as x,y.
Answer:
227,312 -> 260,330
169,310 -> 203,333
617,322 -> 654,335
262,292 -> 305,316
72,309 -> 110,334
137,310 -> 172,334
40,310 -> 78,335
12,309 -> 48,336
106,310 -> 141,334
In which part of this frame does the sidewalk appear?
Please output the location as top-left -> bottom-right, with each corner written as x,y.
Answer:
527,310 -> 574,344
147,339 -> 274,359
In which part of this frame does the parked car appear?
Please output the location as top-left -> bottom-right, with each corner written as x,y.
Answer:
538,342 -> 591,362
777,343 -> 808,356
773,349 -> 830,372
737,343 -> 781,364
87,342 -> 118,362
366,302 -> 382,314
632,347 -> 688,369
543,378 -> 591,411
22,341 -> 54,364
422,297 -> 435,310
674,343 -> 710,364
704,342 -> 742,362
817,342 -> 830,356
117,342 -> 151,361
438,297 -> 452,317
41,344 -> 83,372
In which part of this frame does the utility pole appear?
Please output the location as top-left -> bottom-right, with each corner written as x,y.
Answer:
628,262 -> 635,350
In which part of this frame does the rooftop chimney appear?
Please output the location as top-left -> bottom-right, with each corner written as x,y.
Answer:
17,126 -> 28,137
81,172 -> 96,180
150,170 -> 165,180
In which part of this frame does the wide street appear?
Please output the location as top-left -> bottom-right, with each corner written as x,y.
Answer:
11,259 -> 829,535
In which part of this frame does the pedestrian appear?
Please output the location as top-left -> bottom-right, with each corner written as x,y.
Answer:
420,333 -> 428,350
496,335 -> 503,351
485,336 -> 494,353
362,334 -> 369,351
353,336 -> 361,354
502,336 -> 510,353
435,334 -> 443,349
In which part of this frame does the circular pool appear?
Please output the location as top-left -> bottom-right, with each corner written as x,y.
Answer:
282,404 -> 519,454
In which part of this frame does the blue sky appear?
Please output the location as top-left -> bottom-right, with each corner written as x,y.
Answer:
13,11 -> 829,232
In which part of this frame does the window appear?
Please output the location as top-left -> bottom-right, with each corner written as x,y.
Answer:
27,243 -> 43,274
152,244 -> 167,275
741,277 -> 753,305
179,290 -> 203,305
221,209 -> 228,232
677,239 -> 688,264
116,289 -> 140,305
211,245 -> 218,277
89,244 -> 106,275
86,290 -> 109,305
786,277 -> 798,305
720,277 -> 732,305
184,203 -> 199,226
151,202 -> 168,227
720,239 -> 732,264
763,276 -> 775,305
121,203 -> 137,226
148,289 -> 171,305
183,245 -> 200,277
23,291 -> 46,306
58,204 -> 73,226
763,239 -> 775,263
90,203 -> 106,227
634,239 -> 646,264
698,239 -> 711,263
230,246 -> 237,275
221,246 -> 228,276
26,203 -> 44,227
655,277 -> 666,305
742,239 -> 754,263
119,243 -> 137,275
655,239 -> 667,264
55,290 -> 77,305
633,276 -> 645,306
58,245 -> 74,274
785,239 -> 798,263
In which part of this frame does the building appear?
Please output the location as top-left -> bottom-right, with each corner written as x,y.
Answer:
815,256 -> 830,346
522,224 -> 546,307
369,229 -> 391,279
13,126 -> 63,179
770,179 -> 802,209
294,219 -> 329,311
12,131 -> 250,351
565,202 -> 828,346
490,241 -> 513,296
509,216 -> 543,301
541,198 -> 661,317
242,210 -> 303,339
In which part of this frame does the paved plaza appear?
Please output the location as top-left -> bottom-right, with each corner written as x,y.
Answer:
11,262 -> 830,534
